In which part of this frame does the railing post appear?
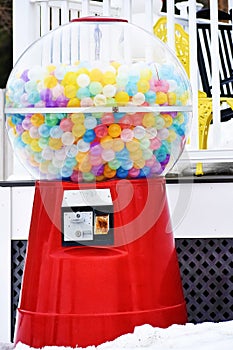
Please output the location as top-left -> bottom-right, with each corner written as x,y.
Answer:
122,0 -> 132,22
0,90 -> 4,180
103,0 -> 111,16
145,0 -> 154,33
167,0 -> 175,52
81,0 -> 90,17
60,0 -> 69,25
210,1 -> 221,148
188,0 -> 199,150
40,1 -> 50,36
13,0 -> 40,63
0,89 -> 13,181
0,186 -> 11,342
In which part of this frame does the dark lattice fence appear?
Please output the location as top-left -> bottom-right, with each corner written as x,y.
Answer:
176,238 -> 233,323
11,240 -> 27,340
11,238 -> 233,340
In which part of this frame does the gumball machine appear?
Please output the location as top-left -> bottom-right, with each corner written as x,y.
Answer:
5,17 -> 192,348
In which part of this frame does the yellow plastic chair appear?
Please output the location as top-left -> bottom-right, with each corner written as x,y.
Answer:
153,17 -> 233,175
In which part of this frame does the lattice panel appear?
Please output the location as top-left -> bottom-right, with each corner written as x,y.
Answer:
176,238 -> 233,323
11,239 -> 233,340
11,240 -> 27,339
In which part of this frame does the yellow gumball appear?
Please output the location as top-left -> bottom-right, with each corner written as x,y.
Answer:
103,71 -> 116,85
162,114 -> 173,128
21,131 -> 33,145
64,85 -> 77,99
130,149 -> 143,161
30,140 -> 42,152
75,151 -> 88,163
71,113 -> 85,124
112,138 -> 124,152
134,158 -> 145,169
156,92 -> 168,105
167,92 -> 177,105
31,113 -> 45,127
126,139 -> 140,152
44,75 -> 57,89
62,72 -> 78,86
90,68 -> 103,82
176,113 -> 185,125
67,98 -> 80,107
167,129 -> 177,142
7,116 -> 14,128
115,91 -> 129,105
142,113 -> 155,128
108,124 -> 121,138
72,124 -> 86,138
100,135 -> 113,150
137,79 -> 150,93
79,159 -> 92,173
49,138 -> 63,150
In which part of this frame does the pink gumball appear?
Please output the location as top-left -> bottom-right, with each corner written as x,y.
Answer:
150,137 -> 161,150
60,118 -> 73,132
101,113 -> 114,125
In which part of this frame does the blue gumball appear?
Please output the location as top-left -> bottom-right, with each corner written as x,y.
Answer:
83,129 -> 96,143
116,167 -> 128,178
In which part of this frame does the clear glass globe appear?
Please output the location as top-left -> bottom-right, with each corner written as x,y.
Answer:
5,17 -> 192,182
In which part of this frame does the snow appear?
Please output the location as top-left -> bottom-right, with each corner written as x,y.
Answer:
1,321 -> 233,350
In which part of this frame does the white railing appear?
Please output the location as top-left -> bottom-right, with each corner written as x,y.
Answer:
0,0 -> 230,180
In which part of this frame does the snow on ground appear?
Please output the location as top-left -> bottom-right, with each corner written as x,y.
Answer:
1,321 -> 233,350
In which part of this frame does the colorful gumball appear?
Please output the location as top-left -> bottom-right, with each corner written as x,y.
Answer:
108,124 -> 121,138
121,129 -> 134,142
95,124 -> 108,138
104,164 -> 116,178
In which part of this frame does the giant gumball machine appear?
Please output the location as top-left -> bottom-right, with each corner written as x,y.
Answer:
5,17 -> 192,348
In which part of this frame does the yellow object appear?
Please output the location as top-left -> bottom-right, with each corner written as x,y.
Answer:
154,17 -> 233,176
103,71 -> 116,85
49,138 -> 63,150
100,135 -> 114,150
44,75 -> 57,88
67,98 -> 80,107
31,113 -> 45,127
108,124 -> 122,138
104,164 -> 116,178
72,124 -> 85,138
115,91 -> 130,105
153,17 -> 190,77
21,131 -> 33,145
142,113 -> 155,128
112,138 -> 124,152
137,79 -> 150,93
30,140 -> 42,153
70,113 -> 85,124
64,85 -> 77,99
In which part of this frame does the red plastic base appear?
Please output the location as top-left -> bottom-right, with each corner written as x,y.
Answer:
14,178 -> 187,348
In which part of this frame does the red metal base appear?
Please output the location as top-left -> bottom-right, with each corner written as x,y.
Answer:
14,178 -> 187,348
